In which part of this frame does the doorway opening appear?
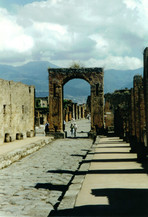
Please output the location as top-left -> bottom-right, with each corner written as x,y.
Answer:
63,78 -> 91,138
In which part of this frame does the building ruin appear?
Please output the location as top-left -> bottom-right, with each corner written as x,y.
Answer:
48,68 -> 104,138
0,79 -> 35,144
144,47 -> 148,151
35,97 -> 49,126
105,75 -> 147,161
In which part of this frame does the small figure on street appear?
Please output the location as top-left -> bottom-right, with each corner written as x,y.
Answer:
70,123 -> 74,137
63,120 -> 66,131
92,133 -> 97,144
74,122 -> 77,137
45,122 -> 49,136
87,113 -> 90,120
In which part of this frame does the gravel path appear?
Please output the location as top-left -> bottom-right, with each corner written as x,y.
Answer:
0,120 -> 92,217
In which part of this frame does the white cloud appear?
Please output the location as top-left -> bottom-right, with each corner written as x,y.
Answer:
0,0 -> 147,69
84,56 -> 142,70
0,8 -> 34,53
123,0 -> 138,10
48,55 -> 142,71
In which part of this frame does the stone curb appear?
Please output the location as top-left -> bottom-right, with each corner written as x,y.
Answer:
0,137 -> 54,170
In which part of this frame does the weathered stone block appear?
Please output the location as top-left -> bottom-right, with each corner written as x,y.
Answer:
48,68 -> 104,137
0,79 -> 35,144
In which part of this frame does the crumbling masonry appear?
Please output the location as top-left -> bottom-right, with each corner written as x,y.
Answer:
48,68 -> 104,138
144,47 -> 148,150
106,55 -> 148,161
0,80 -> 35,144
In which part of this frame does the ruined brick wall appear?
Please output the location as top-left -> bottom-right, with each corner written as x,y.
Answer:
104,89 -> 130,139
132,76 -> 145,143
35,109 -> 48,126
129,75 -> 146,160
0,79 -> 35,144
129,88 -> 136,150
144,47 -> 148,147
104,101 -> 114,129
48,68 -> 104,136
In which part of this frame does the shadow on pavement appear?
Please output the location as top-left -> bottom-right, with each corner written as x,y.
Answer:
98,141 -> 127,144
35,183 -> 67,191
97,145 -> 130,148
49,188 -> 148,216
81,158 -> 137,163
47,168 -> 146,175
87,152 -> 131,154
66,136 -> 89,139
71,154 -> 86,158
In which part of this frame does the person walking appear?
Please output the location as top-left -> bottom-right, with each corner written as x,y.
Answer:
74,122 -> 77,137
70,123 -> 74,137
63,120 -> 66,131
45,122 -> 49,136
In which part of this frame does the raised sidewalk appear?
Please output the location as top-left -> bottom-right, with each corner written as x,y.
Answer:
0,135 -> 54,169
55,136 -> 148,216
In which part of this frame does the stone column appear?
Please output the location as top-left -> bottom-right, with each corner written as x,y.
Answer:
133,76 -> 141,144
91,82 -> 104,134
133,75 -> 146,161
130,88 -> 136,152
68,111 -> 72,121
72,103 -> 75,119
81,105 -> 84,119
48,81 -> 64,137
144,47 -> 148,148
79,105 -> 81,119
75,103 -> 78,120
139,84 -> 145,144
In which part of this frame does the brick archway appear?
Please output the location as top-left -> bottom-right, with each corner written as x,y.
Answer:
48,67 -> 104,138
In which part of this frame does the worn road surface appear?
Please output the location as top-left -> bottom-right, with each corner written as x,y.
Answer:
0,119 -> 92,217
1,119 -> 148,217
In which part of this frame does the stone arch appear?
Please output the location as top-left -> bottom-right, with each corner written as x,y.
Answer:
48,67 -> 104,138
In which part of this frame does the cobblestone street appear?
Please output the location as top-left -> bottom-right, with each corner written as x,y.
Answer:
0,119 -> 92,217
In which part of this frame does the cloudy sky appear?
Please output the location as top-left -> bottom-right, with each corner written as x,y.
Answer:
0,0 -> 147,69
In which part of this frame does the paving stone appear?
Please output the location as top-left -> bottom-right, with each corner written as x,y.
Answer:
0,120 -> 92,216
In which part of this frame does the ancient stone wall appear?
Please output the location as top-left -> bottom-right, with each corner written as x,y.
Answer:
48,68 -> 104,137
104,101 -> 114,129
129,88 -> 136,151
0,79 -> 35,144
144,47 -> 148,148
104,89 -> 130,139
129,75 -> 146,160
35,97 -> 49,126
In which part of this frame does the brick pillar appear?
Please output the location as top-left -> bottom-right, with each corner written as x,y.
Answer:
72,103 -> 75,119
77,105 -> 79,119
130,88 -> 136,152
133,75 -> 146,161
133,76 -> 141,143
75,104 -> 78,120
48,79 -> 65,137
139,84 -> 146,144
144,47 -> 148,148
68,110 -> 72,121
81,104 -> 85,119
79,105 -> 81,119
91,82 -> 104,134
